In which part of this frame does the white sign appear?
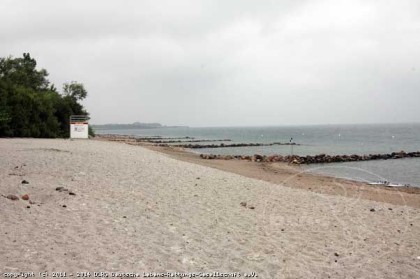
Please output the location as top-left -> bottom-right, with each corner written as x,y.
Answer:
70,123 -> 89,139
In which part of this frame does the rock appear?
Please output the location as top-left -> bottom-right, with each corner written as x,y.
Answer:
291,159 -> 300,165
21,194 -> 29,200
26,206 -> 30,209
62,205 -> 67,208
29,200 -> 36,205
21,180 -> 29,184
56,187 -> 64,191
370,208 -> 376,212
6,194 -> 19,201
240,202 -> 247,207
69,192 -> 76,196
248,206 -> 255,209
334,253 -> 339,257
254,154 -> 264,161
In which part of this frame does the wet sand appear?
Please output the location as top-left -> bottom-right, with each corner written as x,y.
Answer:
124,139 -> 420,209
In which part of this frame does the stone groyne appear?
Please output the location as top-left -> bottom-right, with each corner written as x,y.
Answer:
158,142 -> 299,149
199,151 -> 420,164
144,139 -> 232,144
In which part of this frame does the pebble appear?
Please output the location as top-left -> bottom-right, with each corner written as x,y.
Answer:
62,205 -> 67,208
69,192 -> 76,196
370,208 -> 376,212
6,195 -> 19,201
21,194 -> 29,200
21,180 -> 29,184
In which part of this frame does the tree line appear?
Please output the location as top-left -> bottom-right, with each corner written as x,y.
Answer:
0,53 -> 93,137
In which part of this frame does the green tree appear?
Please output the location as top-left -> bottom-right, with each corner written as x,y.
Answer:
63,81 -> 87,100
0,53 -> 91,138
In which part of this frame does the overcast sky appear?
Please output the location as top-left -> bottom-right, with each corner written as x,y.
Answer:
1,0 -> 419,126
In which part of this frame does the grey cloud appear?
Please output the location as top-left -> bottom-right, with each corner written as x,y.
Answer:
1,0 -> 419,126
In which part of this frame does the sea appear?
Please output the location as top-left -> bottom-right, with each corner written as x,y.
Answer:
95,123 -> 420,187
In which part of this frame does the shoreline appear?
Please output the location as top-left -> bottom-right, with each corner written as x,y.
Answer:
95,135 -> 420,208
2,138 -> 419,277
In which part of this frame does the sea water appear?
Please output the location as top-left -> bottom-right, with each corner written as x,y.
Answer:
95,123 -> 420,186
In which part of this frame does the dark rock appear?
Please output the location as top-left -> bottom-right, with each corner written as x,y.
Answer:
240,202 -> 247,207
6,194 -> 19,201
248,206 -> 255,210
69,192 -> 76,196
198,149 -> 420,166
62,205 -> 67,208
21,194 -> 29,201
370,208 -> 376,212
334,253 -> 339,257
56,187 -> 68,192
26,206 -> 30,209
21,180 -> 29,184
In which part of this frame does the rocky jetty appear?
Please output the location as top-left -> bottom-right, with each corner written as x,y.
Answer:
158,142 -> 299,149
144,139 -> 232,144
135,136 -> 195,142
199,151 -> 420,164
96,134 -> 195,142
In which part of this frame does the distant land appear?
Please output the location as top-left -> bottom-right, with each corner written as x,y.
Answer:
91,122 -> 188,130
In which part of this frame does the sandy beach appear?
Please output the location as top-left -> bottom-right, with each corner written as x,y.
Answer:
1,138 -> 419,278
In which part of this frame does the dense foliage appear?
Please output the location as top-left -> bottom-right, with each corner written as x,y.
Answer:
0,53 -> 92,137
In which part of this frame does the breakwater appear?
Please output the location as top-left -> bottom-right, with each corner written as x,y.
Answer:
157,142 -> 299,149
199,151 -> 420,164
144,139 -> 232,144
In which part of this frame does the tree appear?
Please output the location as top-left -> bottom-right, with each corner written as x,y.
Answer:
63,81 -> 87,100
0,53 -> 91,138
0,53 -> 51,91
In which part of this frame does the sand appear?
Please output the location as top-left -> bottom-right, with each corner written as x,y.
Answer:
1,138 -> 419,278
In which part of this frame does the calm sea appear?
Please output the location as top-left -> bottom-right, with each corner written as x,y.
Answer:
95,123 -> 420,187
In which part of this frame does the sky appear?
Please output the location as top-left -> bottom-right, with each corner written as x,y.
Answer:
1,0 -> 419,127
